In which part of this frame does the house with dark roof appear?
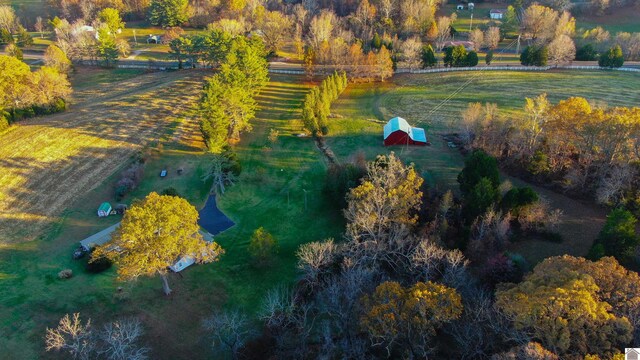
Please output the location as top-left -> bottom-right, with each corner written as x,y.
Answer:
383,117 -> 427,146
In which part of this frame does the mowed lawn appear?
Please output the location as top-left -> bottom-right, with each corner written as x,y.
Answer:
0,72 -> 343,359
327,70 -> 640,262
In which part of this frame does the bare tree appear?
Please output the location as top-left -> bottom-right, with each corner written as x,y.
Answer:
45,313 -> 95,360
400,36 -> 422,69
259,11 -> 293,54
435,16 -> 453,50
485,27 -> 501,50
296,239 -> 338,287
260,286 -> 316,358
469,28 -> 484,51
307,10 -> 337,51
0,5 -> 16,33
98,318 -> 149,360
547,34 -> 575,65
202,155 -> 237,195
203,310 -> 253,360
521,4 -> 558,44
35,16 -> 45,38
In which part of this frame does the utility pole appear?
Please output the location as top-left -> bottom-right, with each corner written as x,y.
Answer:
516,34 -> 521,55
469,13 -> 473,32
133,29 -> 137,45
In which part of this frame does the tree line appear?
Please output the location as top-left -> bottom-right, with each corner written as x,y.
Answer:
301,71 -> 347,136
460,96 -> 640,211
199,31 -> 269,153
0,55 -> 72,131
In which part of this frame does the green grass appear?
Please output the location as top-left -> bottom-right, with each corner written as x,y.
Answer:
330,70 -> 640,187
0,72 -> 343,359
327,70 -> 640,261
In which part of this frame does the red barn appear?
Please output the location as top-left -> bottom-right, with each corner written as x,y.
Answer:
383,117 -> 427,146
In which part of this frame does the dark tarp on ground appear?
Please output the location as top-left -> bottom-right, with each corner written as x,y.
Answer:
198,195 -> 234,235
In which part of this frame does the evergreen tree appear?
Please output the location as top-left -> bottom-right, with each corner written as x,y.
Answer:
590,208 -> 638,262
421,44 -> 437,68
598,45 -> 624,68
148,0 -> 189,27
371,33 -> 382,50
466,51 -> 479,66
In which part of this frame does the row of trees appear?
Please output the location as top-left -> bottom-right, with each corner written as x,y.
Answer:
301,71 -> 348,136
0,55 -> 72,131
199,31 -> 269,152
460,96 -> 640,208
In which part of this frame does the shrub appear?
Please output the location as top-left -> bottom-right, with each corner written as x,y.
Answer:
114,162 -> 145,200
160,187 -> 180,197
520,45 -> 548,66
576,44 -> 598,61
86,254 -> 113,273
485,50 -> 493,65
58,269 -> 73,279
590,208 -> 638,262
248,227 -> 277,267
482,252 -> 524,287
598,45 -> 624,68
501,187 -> 539,214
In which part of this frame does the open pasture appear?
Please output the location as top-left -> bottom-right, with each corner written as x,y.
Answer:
328,70 -> 640,262
0,68 -> 206,245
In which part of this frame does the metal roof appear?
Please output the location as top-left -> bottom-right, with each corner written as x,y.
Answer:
383,117 -> 427,143
98,202 -> 112,212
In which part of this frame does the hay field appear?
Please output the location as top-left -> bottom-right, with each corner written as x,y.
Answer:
0,68 -> 206,244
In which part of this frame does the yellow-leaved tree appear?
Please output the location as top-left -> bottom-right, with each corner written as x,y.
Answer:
92,192 -> 224,295
495,255 -> 635,357
360,281 -> 463,358
345,152 -> 423,244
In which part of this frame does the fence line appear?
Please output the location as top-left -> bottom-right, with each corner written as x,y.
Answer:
397,65 -> 640,74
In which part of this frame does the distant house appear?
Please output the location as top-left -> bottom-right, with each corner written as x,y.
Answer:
147,35 -> 162,44
97,202 -> 112,217
468,2 -> 475,10
456,4 -> 464,10
442,41 -> 475,51
383,117 -> 427,146
627,349 -> 640,360
490,9 -> 506,19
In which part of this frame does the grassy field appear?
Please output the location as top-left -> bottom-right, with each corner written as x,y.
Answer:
0,69 -> 344,358
327,69 -> 640,263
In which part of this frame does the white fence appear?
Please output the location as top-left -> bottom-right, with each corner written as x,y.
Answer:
396,65 -> 640,74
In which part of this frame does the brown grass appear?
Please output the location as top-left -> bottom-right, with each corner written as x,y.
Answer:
0,68 -> 208,244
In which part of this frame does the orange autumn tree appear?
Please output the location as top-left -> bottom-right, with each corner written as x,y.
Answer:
92,192 -> 224,295
360,281 -> 463,357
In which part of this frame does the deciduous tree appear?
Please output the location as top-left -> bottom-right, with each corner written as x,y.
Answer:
44,44 -> 72,73
360,281 -> 463,357
92,192 -> 224,295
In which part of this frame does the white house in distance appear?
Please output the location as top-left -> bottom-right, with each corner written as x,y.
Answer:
490,9 -> 506,19
456,4 -> 464,10
468,2 -> 475,10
